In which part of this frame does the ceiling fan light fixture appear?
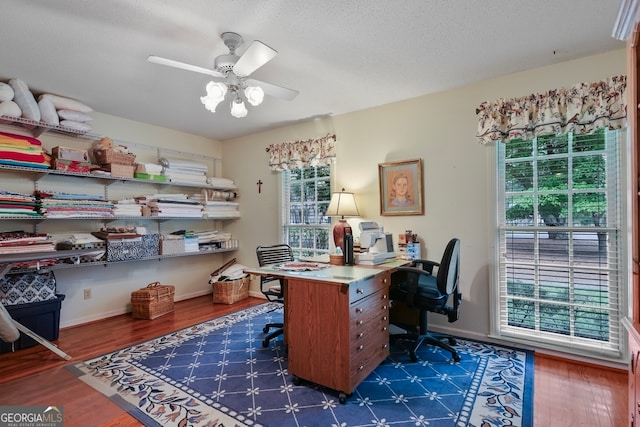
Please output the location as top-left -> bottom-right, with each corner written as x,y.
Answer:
230,97 -> 248,118
244,85 -> 264,106
200,81 -> 228,112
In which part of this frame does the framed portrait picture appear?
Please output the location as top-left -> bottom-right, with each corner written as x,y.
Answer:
378,158 -> 424,216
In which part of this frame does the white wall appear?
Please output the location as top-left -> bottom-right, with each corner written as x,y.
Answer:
222,49 -> 627,344
1,113 -> 237,327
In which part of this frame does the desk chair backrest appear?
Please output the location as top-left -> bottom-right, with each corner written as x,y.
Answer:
438,238 -> 460,296
256,244 -> 294,268
256,244 -> 294,302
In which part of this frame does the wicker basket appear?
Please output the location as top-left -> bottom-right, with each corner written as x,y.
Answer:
93,148 -> 136,165
212,276 -> 250,304
131,282 -> 175,319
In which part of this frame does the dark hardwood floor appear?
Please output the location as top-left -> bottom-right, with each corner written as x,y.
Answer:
0,295 -> 628,427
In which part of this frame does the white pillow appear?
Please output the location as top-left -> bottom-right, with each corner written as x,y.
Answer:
0,83 -> 14,102
39,94 -> 92,113
60,120 -> 92,133
0,100 -> 21,118
9,78 -> 40,121
38,96 -> 59,125
57,109 -> 93,122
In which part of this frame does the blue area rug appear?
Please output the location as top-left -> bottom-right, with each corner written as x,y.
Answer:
68,303 -> 534,427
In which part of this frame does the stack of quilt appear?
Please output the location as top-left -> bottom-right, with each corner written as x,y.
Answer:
37,191 -> 113,218
0,191 -> 39,217
0,131 -> 50,168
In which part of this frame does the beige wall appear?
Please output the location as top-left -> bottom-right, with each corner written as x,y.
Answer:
222,49 -> 627,343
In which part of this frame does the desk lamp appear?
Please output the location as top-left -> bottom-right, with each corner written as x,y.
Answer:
325,188 -> 360,249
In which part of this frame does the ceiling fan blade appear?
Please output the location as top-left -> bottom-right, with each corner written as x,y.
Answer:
233,40 -> 277,77
246,78 -> 299,101
147,55 -> 224,78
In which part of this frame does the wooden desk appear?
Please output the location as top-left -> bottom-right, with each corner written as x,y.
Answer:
245,260 -> 406,402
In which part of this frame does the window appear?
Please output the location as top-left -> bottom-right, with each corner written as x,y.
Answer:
281,166 -> 332,259
495,129 -> 625,359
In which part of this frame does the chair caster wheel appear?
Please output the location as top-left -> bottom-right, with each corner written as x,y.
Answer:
263,326 -> 269,333
452,353 -> 461,363
262,339 -> 269,348
447,337 -> 457,345
292,376 -> 301,386
339,392 -> 347,404
409,351 -> 419,362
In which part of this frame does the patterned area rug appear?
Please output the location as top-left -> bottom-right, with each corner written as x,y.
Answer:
68,303 -> 534,427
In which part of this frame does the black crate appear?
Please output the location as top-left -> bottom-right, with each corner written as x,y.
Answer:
0,294 -> 65,353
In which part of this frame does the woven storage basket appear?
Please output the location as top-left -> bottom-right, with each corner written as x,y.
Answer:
93,148 -> 136,165
212,276 -> 250,304
131,282 -> 175,319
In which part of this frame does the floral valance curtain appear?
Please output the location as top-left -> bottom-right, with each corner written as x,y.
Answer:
476,75 -> 627,145
266,134 -> 336,171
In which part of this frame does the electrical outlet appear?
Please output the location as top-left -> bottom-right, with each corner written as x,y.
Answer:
83,288 -> 92,300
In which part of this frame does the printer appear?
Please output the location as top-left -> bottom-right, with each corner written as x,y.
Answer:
357,221 -> 396,265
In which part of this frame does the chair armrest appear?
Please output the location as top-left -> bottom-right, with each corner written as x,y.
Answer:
411,259 -> 439,275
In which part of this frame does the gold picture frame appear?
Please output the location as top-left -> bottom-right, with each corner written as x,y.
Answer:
378,158 -> 424,216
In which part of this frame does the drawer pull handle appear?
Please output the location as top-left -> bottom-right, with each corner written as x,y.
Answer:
383,316 -> 387,321
382,326 -> 388,331
358,344 -> 364,351
356,288 -> 364,294
382,306 -> 388,311
359,365 -> 364,371
382,294 -> 388,300
358,332 -> 365,338
383,344 -> 388,349
383,278 -> 388,283
357,320 -> 364,326
356,307 -> 363,313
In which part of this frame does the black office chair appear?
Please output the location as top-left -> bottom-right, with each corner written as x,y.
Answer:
256,244 -> 294,348
390,238 -> 462,362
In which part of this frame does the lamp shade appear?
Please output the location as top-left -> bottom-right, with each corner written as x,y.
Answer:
325,189 -> 359,249
325,189 -> 359,218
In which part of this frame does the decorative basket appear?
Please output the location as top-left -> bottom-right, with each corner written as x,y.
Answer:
131,282 -> 175,319
212,276 -> 250,304
93,148 -> 136,165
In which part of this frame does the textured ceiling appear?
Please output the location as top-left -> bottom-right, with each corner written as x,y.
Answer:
0,0 -> 625,141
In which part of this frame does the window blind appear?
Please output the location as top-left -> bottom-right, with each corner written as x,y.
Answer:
494,129 -> 625,359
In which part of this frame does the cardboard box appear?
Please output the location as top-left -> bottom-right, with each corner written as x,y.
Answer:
106,234 -> 160,262
160,236 -> 185,255
0,294 -> 65,353
134,172 -> 167,182
52,146 -> 89,162
104,163 -> 135,178
52,158 -> 94,173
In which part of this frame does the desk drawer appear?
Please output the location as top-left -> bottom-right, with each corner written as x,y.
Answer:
350,332 -> 389,387
349,271 -> 390,303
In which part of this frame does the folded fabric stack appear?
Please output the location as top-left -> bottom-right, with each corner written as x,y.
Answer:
201,200 -> 240,219
206,176 -> 236,188
112,199 -> 142,217
160,157 -> 209,185
0,231 -> 56,256
0,191 -> 39,217
37,191 -> 113,218
193,230 -> 234,251
0,131 -> 50,168
147,198 -> 203,218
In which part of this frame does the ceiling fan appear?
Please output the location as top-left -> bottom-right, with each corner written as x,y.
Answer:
147,32 -> 299,117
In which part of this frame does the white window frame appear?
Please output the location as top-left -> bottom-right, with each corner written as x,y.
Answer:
280,166 -> 333,259
491,129 -> 628,361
